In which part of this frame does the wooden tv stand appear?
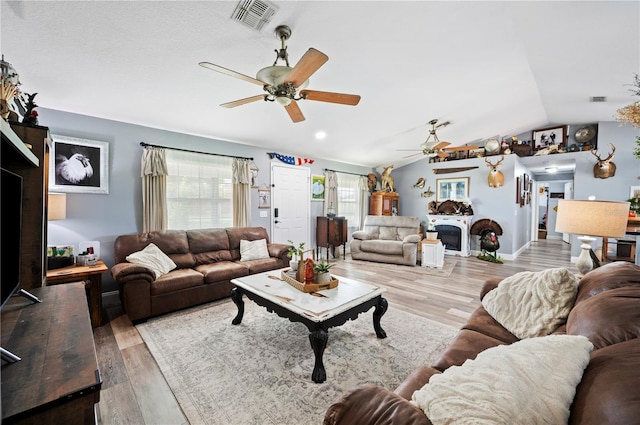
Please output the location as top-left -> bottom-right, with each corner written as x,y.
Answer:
1,283 -> 102,425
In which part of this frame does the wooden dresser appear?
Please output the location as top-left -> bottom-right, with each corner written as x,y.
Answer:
1,283 -> 102,424
316,216 -> 348,260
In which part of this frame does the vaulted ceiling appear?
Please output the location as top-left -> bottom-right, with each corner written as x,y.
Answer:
2,1 -> 638,168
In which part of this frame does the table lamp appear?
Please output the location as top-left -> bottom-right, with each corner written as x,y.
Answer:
555,199 -> 630,275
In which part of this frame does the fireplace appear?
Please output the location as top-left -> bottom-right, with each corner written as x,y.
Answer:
427,215 -> 473,257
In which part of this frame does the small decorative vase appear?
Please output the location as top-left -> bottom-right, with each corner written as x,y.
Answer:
426,231 -> 438,241
289,260 -> 298,271
315,271 -> 332,283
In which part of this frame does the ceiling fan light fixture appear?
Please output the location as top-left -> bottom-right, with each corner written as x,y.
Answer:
275,96 -> 292,106
256,65 -> 309,89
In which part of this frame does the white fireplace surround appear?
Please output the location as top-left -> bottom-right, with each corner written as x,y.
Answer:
427,215 -> 474,257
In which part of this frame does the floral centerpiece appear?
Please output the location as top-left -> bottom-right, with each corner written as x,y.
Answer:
286,240 -> 305,271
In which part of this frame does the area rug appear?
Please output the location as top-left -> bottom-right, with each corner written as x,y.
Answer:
136,299 -> 458,425
342,256 -> 458,278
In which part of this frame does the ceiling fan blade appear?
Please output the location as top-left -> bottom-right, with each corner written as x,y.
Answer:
199,62 -> 268,86
300,89 -> 361,106
434,141 -> 451,150
284,48 -> 328,88
437,151 -> 449,158
403,152 -> 423,159
284,101 -> 305,123
220,95 -> 267,108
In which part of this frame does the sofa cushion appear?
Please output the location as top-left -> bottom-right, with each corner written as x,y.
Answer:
186,228 -> 233,265
431,328 -> 513,371
481,267 -> 578,339
150,268 -> 204,295
126,243 -> 177,278
567,285 -> 640,349
380,226 -> 400,241
412,335 -> 593,425
196,261 -> 249,283
240,238 -> 270,261
114,230 -> 195,268
226,227 -> 270,261
570,338 -> 640,425
361,240 -> 404,255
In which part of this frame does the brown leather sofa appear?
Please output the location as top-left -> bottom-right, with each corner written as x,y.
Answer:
112,227 -> 291,322
324,261 -> 640,425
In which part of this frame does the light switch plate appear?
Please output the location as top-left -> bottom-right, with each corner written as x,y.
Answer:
259,210 -> 268,218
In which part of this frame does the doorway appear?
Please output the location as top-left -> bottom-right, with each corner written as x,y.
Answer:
270,164 -> 311,247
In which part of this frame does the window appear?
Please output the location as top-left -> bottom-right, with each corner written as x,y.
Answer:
337,173 -> 364,230
165,150 -> 233,230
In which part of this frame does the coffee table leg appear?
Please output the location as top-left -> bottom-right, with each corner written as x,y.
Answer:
309,328 -> 328,383
231,287 -> 244,325
373,297 -> 388,338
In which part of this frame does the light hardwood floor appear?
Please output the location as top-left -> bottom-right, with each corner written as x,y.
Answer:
95,239 -> 574,424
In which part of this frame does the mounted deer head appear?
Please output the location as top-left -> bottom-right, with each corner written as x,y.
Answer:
485,155 -> 505,188
592,143 -> 616,179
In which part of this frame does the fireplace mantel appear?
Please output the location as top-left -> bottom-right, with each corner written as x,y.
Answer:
427,215 -> 474,257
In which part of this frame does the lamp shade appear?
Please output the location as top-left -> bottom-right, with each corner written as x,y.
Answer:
555,199 -> 629,238
48,193 -> 67,220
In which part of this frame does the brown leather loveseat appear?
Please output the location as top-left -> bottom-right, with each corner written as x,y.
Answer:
112,227 -> 290,322
324,261 -> 640,425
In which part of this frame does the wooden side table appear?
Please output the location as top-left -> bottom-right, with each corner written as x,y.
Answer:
46,259 -> 108,327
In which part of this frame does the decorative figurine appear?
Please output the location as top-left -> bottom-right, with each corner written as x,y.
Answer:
304,258 -> 315,285
22,92 -> 38,126
381,165 -> 395,193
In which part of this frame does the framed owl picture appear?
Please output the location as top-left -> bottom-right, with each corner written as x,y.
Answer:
49,134 -> 109,194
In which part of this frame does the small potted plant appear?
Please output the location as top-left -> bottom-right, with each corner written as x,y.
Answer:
425,222 -> 438,241
286,240 -> 305,271
313,260 -> 335,283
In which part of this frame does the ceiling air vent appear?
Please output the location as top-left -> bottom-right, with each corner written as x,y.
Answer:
590,96 -> 607,102
231,0 -> 278,31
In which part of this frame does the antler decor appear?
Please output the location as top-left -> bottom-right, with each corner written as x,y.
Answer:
591,143 -> 616,179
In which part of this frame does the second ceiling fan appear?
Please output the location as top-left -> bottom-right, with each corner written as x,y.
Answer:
199,25 -> 361,123
399,119 -> 452,158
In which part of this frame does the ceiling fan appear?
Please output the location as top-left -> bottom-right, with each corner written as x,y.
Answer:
199,25 -> 361,123
398,119 -> 452,158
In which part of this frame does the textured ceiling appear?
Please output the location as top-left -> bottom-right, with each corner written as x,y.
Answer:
2,1 -> 638,169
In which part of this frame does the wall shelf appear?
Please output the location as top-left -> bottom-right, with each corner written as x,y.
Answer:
1,120 -> 39,167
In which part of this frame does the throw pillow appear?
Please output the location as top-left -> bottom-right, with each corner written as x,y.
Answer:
411,335 -> 593,425
126,243 -> 177,278
240,238 -> 270,261
481,267 -> 578,339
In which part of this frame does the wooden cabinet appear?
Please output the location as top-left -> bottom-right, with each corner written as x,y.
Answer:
369,191 -> 400,216
316,216 -> 348,261
1,121 -> 50,290
1,283 -> 102,425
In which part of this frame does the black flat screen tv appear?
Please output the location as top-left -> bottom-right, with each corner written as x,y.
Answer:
1,167 -> 23,308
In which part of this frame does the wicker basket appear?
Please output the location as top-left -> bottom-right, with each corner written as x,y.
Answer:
281,270 -> 339,293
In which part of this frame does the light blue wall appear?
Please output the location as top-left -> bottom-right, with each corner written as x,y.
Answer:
391,121 -> 639,259
40,108 -> 371,292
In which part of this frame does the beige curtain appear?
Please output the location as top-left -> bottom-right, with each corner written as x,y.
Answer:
141,147 -> 168,233
232,158 -> 251,227
324,170 -> 338,216
358,175 -> 369,229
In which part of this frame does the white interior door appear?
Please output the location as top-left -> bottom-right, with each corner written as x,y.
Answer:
562,181 -> 573,243
271,164 -> 310,247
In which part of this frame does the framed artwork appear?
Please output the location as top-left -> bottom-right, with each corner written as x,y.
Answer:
49,134 -> 109,194
436,177 -> 469,202
258,189 -> 270,209
516,176 -> 520,204
532,125 -> 566,151
630,186 -> 640,199
311,175 -> 325,201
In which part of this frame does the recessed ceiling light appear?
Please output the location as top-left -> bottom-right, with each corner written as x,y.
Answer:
545,167 -> 558,173
315,131 -> 327,140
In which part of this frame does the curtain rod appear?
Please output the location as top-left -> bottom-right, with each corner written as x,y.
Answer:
140,142 -> 253,161
323,168 -> 368,177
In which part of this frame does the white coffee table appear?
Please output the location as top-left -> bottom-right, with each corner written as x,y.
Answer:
230,268 -> 388,383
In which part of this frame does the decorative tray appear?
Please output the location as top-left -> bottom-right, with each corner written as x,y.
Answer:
281,270 -> 339,293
